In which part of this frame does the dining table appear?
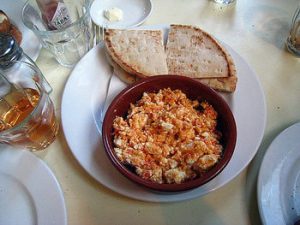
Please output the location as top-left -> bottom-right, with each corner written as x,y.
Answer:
18,0 -> 300,224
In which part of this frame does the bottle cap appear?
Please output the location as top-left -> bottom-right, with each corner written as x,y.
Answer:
0,33 -> 23,69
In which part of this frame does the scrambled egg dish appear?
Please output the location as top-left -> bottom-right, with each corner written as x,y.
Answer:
112,88 -> 223,184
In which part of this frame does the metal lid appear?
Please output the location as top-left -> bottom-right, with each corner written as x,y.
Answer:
0,33 -> 23,69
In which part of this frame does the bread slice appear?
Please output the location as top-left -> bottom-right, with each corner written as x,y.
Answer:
198,76 -> 237,92
107,51 -> 237,92
104,29 -> 168,78
166,24 -> 236,79
105,25 -> 237,92
105,50 -> 138,84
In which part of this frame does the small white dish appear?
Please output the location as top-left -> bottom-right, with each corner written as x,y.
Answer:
0,145 -> 67,225
2,0 -> 41,61
258,122 -> 300,225
90,0 -> 152,28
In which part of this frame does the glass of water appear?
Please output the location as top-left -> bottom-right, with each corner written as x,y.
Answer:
22,0 -> 94,67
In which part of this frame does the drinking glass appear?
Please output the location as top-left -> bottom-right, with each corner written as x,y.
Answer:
0,61 -> 59,151
22,0 -> 94,67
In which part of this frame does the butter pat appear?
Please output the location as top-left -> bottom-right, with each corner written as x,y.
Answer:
103,7 -> 123,22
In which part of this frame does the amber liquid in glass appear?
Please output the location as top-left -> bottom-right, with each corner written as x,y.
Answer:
0,88 -> 58,150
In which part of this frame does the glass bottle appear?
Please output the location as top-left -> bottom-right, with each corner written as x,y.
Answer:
286,3 -> 300,57
36,0 -> 71,30
0,33 -> 52,93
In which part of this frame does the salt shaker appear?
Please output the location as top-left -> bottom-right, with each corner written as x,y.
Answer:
0,33 -> 52,92
286,3 -> 300,57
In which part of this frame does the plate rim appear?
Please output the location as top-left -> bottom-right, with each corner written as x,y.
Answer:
0,145 -> 67,225
257,122 -> 300,225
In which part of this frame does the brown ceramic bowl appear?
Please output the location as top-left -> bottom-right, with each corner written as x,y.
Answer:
102,75 -> 237,192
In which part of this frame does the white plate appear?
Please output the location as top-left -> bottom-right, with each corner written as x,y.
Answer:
2,0 -> 41,61
0,145 -> 67,225
90,0 -> 152,28
257,122 -> 300,225
61,25 -> 266,202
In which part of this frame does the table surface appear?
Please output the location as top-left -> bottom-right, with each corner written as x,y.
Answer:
22,0 -> 300,224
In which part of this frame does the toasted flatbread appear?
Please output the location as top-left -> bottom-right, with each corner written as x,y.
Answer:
105,25 -> 237,92
105,51 -> 138,84
198,76 -> 237,92
108,57 -> 237,92
166,24 -> 236,79
104,29 -> 168,78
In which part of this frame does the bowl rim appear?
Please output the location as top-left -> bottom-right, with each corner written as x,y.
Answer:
102,75 -> 237,192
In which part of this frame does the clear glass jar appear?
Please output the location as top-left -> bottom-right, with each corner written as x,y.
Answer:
0,33 -> 52,92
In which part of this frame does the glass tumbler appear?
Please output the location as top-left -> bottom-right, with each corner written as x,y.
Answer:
0,61 -> 59,151
22,0 -> 94,67
286,4 -> 300,57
